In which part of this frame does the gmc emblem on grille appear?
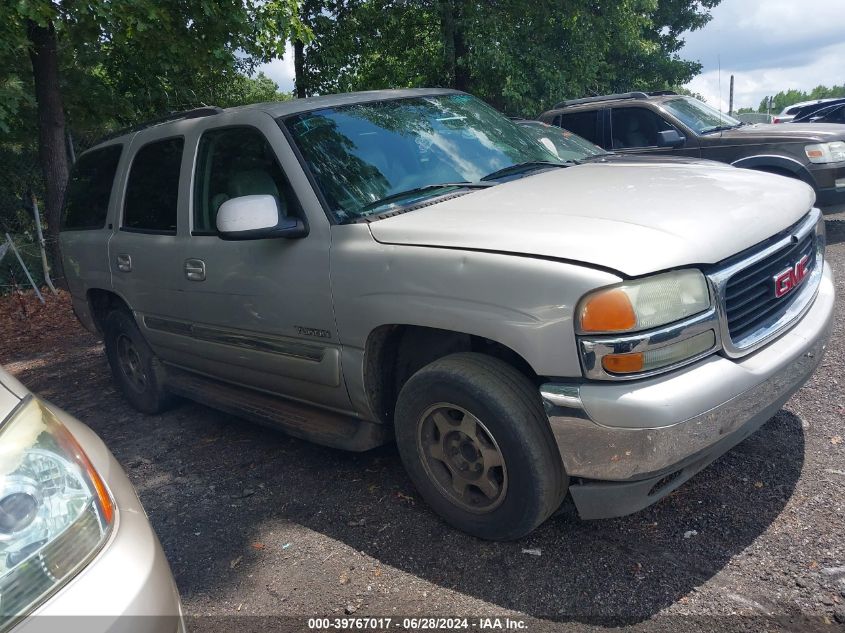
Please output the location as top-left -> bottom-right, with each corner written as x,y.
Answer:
773,254 -> 810,298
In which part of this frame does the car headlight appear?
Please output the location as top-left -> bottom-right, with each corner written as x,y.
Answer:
576,270 -> 719,380
0,398 -> 114,630
577,269 -> 711,334
805,141 -> 845,164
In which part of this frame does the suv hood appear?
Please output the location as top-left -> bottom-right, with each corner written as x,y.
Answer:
716,122 -> 845,143
367,160 -> 815,277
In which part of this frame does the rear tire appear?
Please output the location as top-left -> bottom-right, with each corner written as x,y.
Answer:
394,352 -> 567,540
103,310 -> 176,414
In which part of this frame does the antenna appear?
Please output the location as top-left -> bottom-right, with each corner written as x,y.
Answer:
718,55 -> 723,125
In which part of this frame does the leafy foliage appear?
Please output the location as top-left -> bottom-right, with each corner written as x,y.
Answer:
0,0 -> 301,134
758,85 -> 845,114
297,0 -> 721,116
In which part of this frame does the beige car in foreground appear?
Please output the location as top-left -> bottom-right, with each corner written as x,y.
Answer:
0,368 -> 183,633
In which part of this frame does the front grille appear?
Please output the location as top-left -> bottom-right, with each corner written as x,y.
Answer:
723,230 -> 817,342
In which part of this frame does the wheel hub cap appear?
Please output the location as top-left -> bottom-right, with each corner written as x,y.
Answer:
417,404 -> 508,513
116,335 -> 148,393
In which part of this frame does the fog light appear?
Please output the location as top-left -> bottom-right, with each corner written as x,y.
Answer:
602,331 -> 716,375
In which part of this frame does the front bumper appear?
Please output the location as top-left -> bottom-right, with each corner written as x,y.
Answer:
808,162 -> 845,208
542,261 -> 835,520
14,408 -> 184,633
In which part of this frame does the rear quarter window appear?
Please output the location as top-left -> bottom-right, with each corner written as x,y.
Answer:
123,137 -> 184,233
61,144 -> 123,231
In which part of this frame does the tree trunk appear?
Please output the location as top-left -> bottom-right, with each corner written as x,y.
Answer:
452,11 -> 470,93
439,1 -> 457,87
27,19 -> 67,285
439,0 -> 469,92
294,39 -> 306,98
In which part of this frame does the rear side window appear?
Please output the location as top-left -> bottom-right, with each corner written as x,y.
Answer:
123,137 -> 184,233
61,145 -> 122,230
558,111 -> 602,146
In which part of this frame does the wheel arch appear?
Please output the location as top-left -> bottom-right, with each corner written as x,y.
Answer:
86,288 -> 133,334
362,324 -> 540,425
731,154 -> 816,188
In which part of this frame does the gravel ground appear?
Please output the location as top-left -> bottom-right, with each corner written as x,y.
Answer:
3,213 -> 844,633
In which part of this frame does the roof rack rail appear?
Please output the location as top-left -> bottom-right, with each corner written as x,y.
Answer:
646,90 -> 678,96
552,92 -> 649,109
94,106 -> 224,145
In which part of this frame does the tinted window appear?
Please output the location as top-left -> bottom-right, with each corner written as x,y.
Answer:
284,94 -> 559,222
820,105 -> 845,123
193,127 -> 297,233
558,111 -> 601,145
610,108 -> 676,149
123,138 -> 183,232
61,145 -> 122,230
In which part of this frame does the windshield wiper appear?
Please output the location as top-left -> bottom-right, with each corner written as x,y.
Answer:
701,123 -> 743,134
359,182 -> 493,213
481,160 -> 573,182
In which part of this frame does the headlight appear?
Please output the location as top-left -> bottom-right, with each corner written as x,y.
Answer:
0,398 -> 114,630
805,141 -> 845,164
577,269 -> 711,334
577,270 -> 719,380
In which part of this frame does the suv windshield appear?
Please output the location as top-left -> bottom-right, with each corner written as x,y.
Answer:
661,96 -> 741,134
282,94 -> 561,221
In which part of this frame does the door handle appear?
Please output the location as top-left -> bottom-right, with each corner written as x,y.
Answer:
184,258 -> 206,282
116,254 -> 132,272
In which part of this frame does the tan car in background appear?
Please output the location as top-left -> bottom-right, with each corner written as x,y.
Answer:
0,368 -> 183,633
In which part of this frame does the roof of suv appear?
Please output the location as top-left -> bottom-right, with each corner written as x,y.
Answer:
94,88 -> 459,147
548,91 -> 681,112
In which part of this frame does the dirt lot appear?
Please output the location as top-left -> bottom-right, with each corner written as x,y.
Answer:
2,214 -> 844,633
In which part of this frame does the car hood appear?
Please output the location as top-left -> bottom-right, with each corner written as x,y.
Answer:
716,122 -> 845,143
367,160 -> 815,277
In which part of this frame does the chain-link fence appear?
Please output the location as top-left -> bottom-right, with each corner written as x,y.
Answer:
0,127 -> 108,295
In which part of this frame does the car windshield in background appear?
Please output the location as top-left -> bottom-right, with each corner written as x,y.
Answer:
517,122 -> 607,161
282,94 -> 561,221
661,96 -> 742,134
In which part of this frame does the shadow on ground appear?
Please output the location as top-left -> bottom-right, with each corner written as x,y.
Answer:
825,218 -> 845,245
9,339 -> 807,627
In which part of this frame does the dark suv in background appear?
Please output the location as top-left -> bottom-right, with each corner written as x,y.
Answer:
538,92 -> 845,209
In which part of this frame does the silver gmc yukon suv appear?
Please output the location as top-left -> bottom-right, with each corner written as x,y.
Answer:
60,89 -> 834,540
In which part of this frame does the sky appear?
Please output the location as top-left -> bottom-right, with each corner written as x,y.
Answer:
258,0 -> 845,112
681,0 -> 845,111
259,42 -> 296,93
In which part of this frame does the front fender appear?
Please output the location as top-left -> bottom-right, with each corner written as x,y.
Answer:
330,224 -> 621,379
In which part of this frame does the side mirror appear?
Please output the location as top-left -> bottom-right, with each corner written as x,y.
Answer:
657,129 -> 686,148
216,195 -> 308,240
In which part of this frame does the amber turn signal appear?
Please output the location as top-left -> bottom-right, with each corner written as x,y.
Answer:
579,288 -> 637,333
601,352 -> 645,374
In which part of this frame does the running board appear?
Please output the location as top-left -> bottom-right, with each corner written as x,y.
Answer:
164,367 -> 389,451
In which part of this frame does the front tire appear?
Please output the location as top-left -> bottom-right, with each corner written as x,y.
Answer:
103,310 -> 176,414
394,353 -> 567,540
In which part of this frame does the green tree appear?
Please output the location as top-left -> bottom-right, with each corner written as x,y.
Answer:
0,0 -> 302,281
758,84 -> 845,113
295,0 -> 721,115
